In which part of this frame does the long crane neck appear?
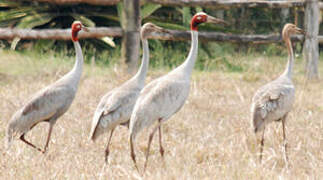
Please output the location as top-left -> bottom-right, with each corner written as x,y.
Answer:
60,41 -> 83,87
177,30 -> 199,77
281,35 -> 294,78
133,38 -> 149,86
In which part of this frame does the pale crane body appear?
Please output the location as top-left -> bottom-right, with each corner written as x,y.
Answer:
89,23 -> 169,162
251,76 -> 295,132
90,79 -> 142,140
130,73 -> 190,137
129,34 -> 195,139
6,21 -> 87,153
251,23 -> 305,163
129,13 -> 227,171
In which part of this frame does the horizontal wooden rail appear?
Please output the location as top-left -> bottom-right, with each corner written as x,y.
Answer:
147,0 -> 306,8
149,0 -> 323,9
1,27 -> 322,43
149,30 -> 310,43
29,0 -> 323,9
0,27 -> 123,40
29,0 -> 120,5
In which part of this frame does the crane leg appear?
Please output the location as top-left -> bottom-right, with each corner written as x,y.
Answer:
43,122 -> 54,153
144,123 -> 160,172
104,128 -> 115,163
130,135 -> 139,172
20,134 -> 43,152
158,124 -> 164,157
259,126 -> 265,164
282,114 -> 289,165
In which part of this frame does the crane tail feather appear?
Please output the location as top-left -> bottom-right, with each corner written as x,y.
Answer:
5,132 -> 13,151
89,110 -> 105,142
88,125 -> 99,142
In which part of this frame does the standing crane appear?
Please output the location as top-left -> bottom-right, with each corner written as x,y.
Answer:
89,23 -> 169,163
251,23 -> 305,164
128,12 -> 228,171
6,21 -> 88,153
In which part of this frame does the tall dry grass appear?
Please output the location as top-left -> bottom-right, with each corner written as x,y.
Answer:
0,50 -> 322,179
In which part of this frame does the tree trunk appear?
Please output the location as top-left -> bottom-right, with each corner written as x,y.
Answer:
303,0 -> 319,79
121,0 -> 140,74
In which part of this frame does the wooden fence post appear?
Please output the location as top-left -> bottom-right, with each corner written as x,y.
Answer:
303,0 -> 319,79
121,0 -> 141,73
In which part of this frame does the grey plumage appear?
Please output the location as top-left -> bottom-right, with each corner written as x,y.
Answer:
251,77 -> 295,133
89,82 -> 142,141
88,23 -> 169,162
129,72 -> 190,139
6,21 -> 87,153
251,23 -> 305,164
129,12 -> 228,172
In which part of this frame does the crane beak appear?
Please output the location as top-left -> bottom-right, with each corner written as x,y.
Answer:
295,27 -> 305,35
206,15 -> 229,26
82,26 -> 90,32
294,27 -> 308,38
154,25 -> 170,34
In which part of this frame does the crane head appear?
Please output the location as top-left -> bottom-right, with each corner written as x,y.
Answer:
282,23 -> 306,39
191,12 -> 228,31
140,22 -> 170,39
71,21 -> 89,42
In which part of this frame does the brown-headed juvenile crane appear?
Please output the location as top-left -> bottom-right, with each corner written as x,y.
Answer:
89,23 -> 169,163
129,12 -> 228,171
251,23 -> 305,164
6,21 -> 88,153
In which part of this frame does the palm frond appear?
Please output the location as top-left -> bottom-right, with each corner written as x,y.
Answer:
17,13 -> 54,28
141,3 -> 162,19
72,14 -> 96,27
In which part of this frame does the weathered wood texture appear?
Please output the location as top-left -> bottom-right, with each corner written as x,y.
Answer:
0,27 -> 123,40
27,0 -> 323,9
303,0 -> 320,79
149,31 -> 311,43
30,0 -> 120,5
2,27 -> 322,44
121,0 -> 141,73
147,0 -> 316,8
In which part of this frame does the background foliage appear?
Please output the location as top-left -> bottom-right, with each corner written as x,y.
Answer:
0,0 -> 322,70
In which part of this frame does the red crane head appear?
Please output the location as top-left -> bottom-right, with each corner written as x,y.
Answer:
71,21 -> 89,42
191,12 -> 228,31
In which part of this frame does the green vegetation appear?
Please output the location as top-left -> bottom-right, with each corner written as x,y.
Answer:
1,0 -> 321,70
0,2 -> 322,179
0,43 -> 319,79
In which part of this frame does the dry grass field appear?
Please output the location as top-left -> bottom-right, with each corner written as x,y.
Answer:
0,50 -> 322,179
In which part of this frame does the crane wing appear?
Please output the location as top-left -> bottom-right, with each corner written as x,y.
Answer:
141,79 -> 190,120
90,88 -> 140,140
97,89 -> 138,118
252,82 -> 294,131
90,92 -> 113,138
21,85 -> 73,117
253,87 -> 279,117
